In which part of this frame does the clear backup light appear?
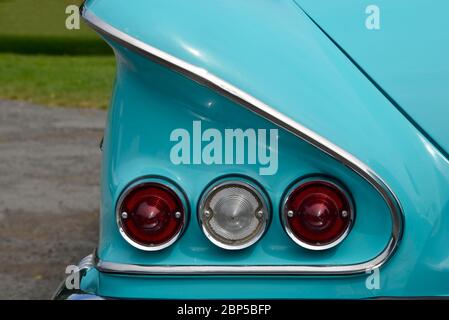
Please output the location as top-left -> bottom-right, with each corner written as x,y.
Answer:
199,179 -> 270,250
281,178 -> 354,250
117,179 -> 187,251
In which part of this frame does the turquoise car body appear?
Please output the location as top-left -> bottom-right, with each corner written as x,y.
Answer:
59,0 -> 449,299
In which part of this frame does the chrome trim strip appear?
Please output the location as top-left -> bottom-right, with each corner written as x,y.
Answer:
95,254 -> 381,276
77,253 -> 95,271
82,6 -> 403,276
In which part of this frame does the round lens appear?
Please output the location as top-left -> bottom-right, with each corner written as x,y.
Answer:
118,182 -> 186,250
199,180 -> 269,250
282,179 -> 353,250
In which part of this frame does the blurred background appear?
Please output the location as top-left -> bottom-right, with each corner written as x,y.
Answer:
0,0 -> 114,108
0,0 -> 112,299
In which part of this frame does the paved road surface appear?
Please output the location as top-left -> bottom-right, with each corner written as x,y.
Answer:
0,100 -> 105,299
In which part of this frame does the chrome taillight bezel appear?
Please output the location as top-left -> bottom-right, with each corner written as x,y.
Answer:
198,177 -> 270,250
281,177 -> 355,251
116,177 -> 189,251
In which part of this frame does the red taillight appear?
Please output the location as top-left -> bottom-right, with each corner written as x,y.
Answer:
117,181 -> 186,251
282,179 -> 354,250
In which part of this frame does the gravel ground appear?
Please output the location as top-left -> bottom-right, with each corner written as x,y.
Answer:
0,100 -> 106,299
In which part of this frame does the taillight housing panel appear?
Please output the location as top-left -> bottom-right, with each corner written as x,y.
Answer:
116,178 -> 188,251
281,177 -> 355,250
97,39 -> 397,270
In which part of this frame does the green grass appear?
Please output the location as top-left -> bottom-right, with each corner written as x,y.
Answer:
0,0 -> 95,38
0,53 -> 115,108
0,0 -> 115,108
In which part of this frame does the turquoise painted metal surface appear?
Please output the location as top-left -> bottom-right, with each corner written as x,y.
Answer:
296,0 -> 449,156
82,0 -> 449,298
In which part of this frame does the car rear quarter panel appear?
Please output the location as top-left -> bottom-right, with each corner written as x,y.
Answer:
84,0 -> 449,298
